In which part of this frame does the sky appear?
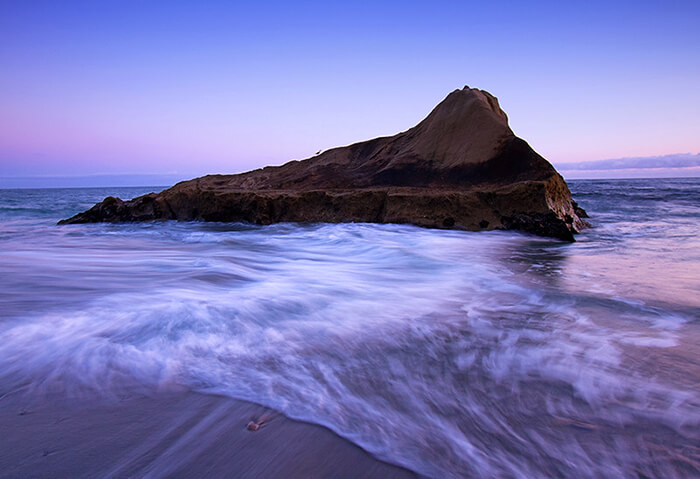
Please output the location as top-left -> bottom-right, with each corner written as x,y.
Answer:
1,0 -> 699,186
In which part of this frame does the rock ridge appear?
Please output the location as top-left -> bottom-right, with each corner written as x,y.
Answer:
60,86 -> 588,241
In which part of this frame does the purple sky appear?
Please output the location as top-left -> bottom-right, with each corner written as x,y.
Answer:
1,1 -> 699,185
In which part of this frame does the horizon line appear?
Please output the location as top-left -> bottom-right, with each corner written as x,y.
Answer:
1,174 -> 698,190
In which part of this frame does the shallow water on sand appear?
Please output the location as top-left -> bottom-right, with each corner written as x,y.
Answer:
0,179 -> 698,478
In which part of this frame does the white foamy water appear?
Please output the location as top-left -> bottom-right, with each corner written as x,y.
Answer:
0,180 -> 699,477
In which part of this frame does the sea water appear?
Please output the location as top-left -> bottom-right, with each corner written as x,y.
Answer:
0,179 -> 698,478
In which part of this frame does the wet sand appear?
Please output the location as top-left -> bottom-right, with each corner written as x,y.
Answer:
0,391 -> 416,478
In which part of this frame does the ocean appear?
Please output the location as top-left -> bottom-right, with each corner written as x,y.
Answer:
0,178 -> 698,478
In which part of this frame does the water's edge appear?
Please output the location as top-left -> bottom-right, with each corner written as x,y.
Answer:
1,179 -> 698,478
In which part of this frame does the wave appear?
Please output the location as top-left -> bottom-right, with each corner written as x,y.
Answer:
1,219 -> 698,477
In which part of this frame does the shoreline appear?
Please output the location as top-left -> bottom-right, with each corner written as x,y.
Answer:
0,390 -> 417,478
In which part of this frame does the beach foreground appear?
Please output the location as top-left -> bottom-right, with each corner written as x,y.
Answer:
1,180 -> 698,477
0,391 -> 416,478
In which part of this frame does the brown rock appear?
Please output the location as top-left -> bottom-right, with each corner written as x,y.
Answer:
59,86 -> 588,240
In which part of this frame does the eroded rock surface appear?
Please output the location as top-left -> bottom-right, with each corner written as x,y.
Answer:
60,86 -> 588,240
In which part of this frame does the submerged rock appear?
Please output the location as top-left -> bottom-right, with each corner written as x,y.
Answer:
59,86 -> 588,240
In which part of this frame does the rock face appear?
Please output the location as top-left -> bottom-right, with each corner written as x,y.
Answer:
60,86 -> 588,240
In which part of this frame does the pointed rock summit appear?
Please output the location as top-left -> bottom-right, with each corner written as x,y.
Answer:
60,87 -> 588,240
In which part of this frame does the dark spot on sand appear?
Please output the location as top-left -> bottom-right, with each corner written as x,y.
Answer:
247,420 -> 261,431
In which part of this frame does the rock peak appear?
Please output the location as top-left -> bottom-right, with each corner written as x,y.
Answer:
436,86 -> 509,124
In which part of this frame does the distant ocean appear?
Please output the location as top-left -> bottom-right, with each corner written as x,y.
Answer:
1,178 -> 698,478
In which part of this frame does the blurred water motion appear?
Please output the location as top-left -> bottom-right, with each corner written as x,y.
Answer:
0,179 -> 698,478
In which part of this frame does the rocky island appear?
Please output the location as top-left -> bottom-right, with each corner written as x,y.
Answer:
60,86 -> 588,240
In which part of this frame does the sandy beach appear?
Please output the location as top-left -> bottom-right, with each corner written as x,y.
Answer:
0,390 -> 416,478
2,179 -> 699,477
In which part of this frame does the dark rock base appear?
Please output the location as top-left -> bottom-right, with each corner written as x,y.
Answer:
60,177 -> 586,242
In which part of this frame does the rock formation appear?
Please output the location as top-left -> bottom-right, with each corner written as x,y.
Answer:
60,86 -> 588,240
